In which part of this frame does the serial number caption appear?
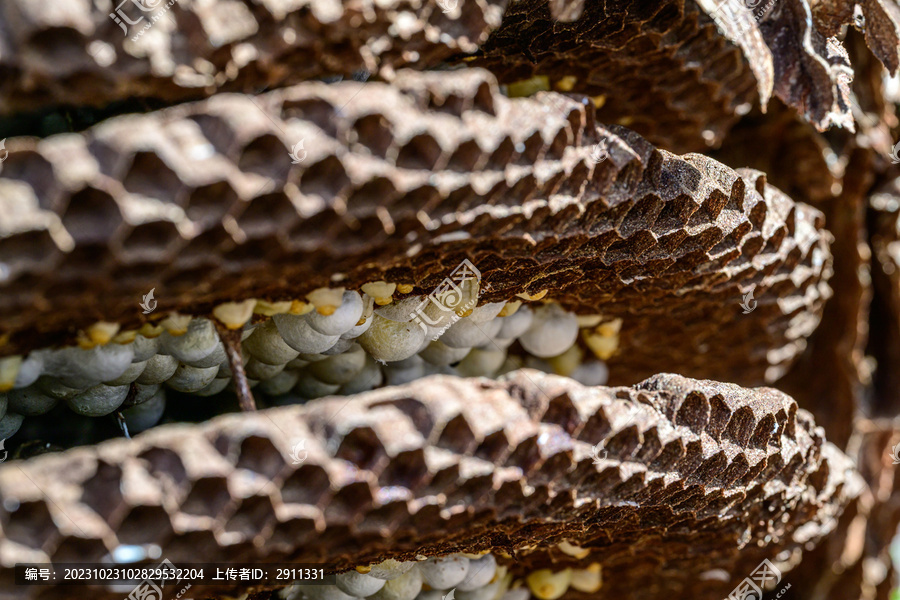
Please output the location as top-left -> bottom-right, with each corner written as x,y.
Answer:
15,564 -> 331,585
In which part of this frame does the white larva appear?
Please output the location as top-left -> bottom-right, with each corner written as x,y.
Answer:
104,360 -> 148,386
294,373 -> 341,399
340,315 -> 373,340
335,570 -> 387,596
570,361 -> 609,386
135,354 -> 180,385
159,318 -> 219,364
457,554 -> 496,591
243,320 -> 301,365
258,370 -> 299,396
495,306 -> 533,339
245,358 -> 286,381
130,383 -> 161,406
439,316 -> 502,349
7,386 -> 58,416
322,337 -> 355,355
374,297 -> 423,322
122,387 -> 166,432
13,352 -> 44,389
358,315 -> 426,363
367,559 -> 417,580
66,384 -> 130,417
308,345 -> 366,384
338,356 -> 383,395
370,567 -> 423,600
165,364 -> 219,393
456,578 -> 504,600
468,302 -> 506,323
456,348 -> 507,378
288,584 -> 356,600
53,343 -> 134,387
0,412 -> 24,439
274,314 -> 340,354
193,377 -> 231,397
518,304 -> 579,358
36,377 -> 81,400
185,342 -> 227,368
130,334 -> 160,362
419,340 -> 471,366
307,291 -> 364,335
384,361 -> 425,386
419,555 -> 470,590
498,588 -> 530,600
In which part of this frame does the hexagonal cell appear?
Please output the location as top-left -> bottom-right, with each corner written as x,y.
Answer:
233,192 -> 299,239
137,447 -> 189,494
264,515 -> 320,556
281,97 -> 339,137
179,476 -> 231,518
352,113 -> 393,158
80,461 -> 125,523
345,178 -> 398,219
435,414 -> 478,455
297,155 -> 350,202
117,220 -> 184,264
281,465 -> 330,506
234,435 -> 288,480
2,500 -> 59,550
0,229 -> 61,281
322,481 -> 374,523
122,151 -> 185,206
162,530 -> 221,564
222,495 -> 277,541
445,139 -> 483,173
238,134 -> 292,181
186,181 -> 239,230
115,505 -> 174,546
59,186 -> 123,245
50,535 -> 109,564
395,133 -> 443,170
0,151 -> 59,211
25,27 -> 89,73
377,449 -> 428,491
335,426 -> 386,471
191,113 -> 239,157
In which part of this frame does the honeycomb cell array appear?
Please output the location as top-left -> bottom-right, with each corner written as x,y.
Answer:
0,69 -> 832,387
0,371 -> 862,600
0,0 -> 506,115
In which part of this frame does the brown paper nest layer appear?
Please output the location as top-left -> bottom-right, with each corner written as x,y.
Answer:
0,69 -> 832,386
2,0 -> 899,151
0,371 -> 863,600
